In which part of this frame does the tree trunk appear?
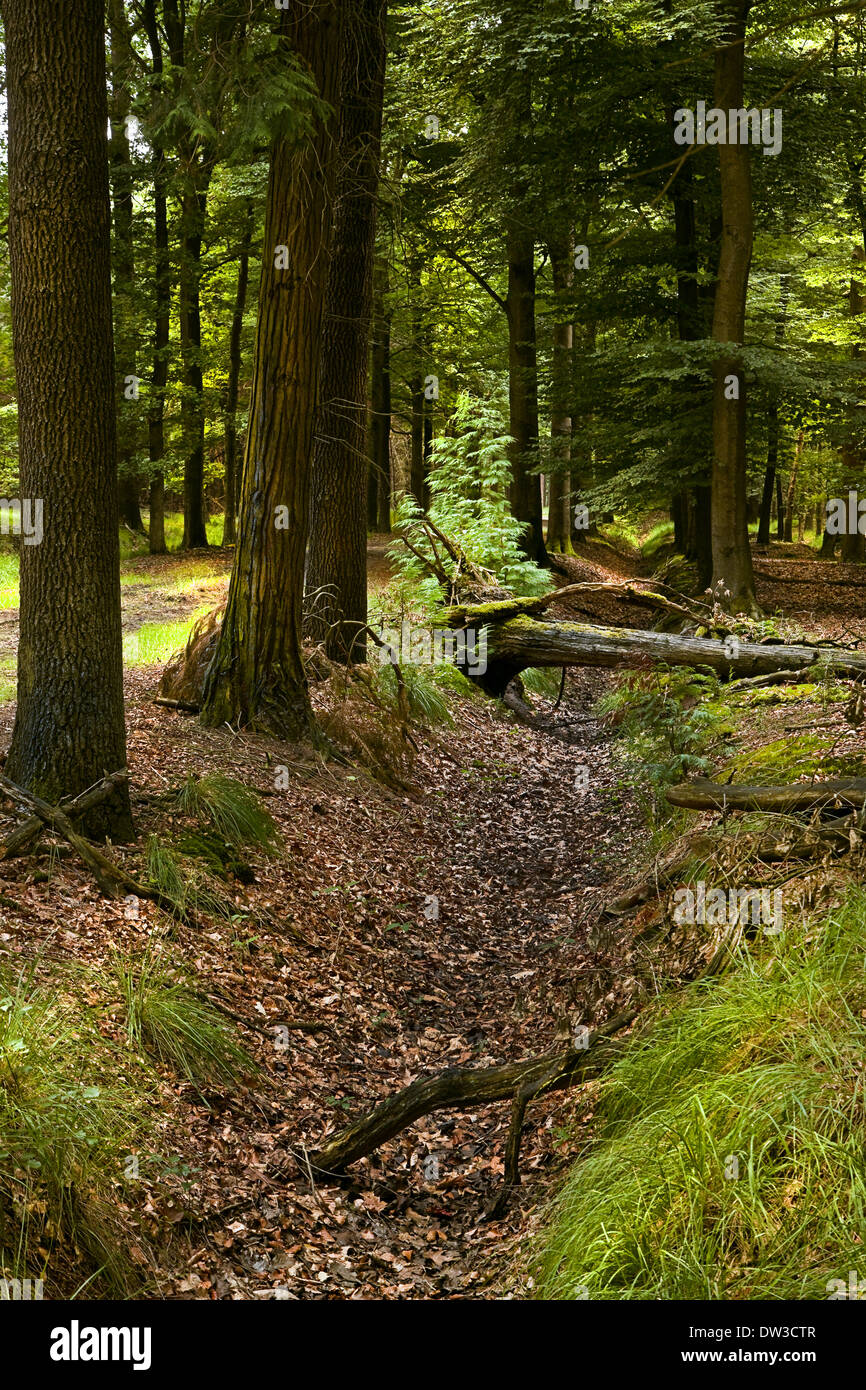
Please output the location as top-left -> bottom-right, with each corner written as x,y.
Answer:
1,0 -> 133,839
109,0 -> 144,535
306,0 -> 387,662
469,614 -> 866,697
784,429 -> 803,543
222,201 -> 254,549
709,0 -> 758,614
507,215 -> 547,566
369,254 -> 392,532
179,183 -> 210,549
545,240 -> 573,553
757,273 -> 790,546
200,0 -> 343,738
143,0 -> 169,556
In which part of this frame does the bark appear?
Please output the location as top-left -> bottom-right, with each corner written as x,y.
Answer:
709,0 -> 758,613
306,0 -> 387,661
507,213 -> 547,566
757,273 -> 790,546
222,201 -> 254,548
109,0 -> 144,534
839,219 -> 866,560
546,240 -> 574,552
200,0 -> 344,739
179,183 -> 211,549
784,429 -> 803,543
458,612 -> 866,696
142,4 -> 170,555
1,0 -> 133,839
667,777 -> 866,813
368,255 -> 392,531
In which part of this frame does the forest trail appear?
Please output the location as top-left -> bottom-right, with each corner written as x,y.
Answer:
0,548 -> 649,1298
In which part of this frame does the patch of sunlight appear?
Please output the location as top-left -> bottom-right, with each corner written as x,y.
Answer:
123,609 -> 208,667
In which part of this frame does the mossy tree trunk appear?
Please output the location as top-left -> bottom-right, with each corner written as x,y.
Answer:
201,0 -> 344,739
2,0 -> 133,839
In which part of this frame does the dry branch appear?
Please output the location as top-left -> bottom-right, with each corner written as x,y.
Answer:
309,1005 -> 638,1177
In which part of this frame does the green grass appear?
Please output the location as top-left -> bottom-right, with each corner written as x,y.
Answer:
0,962 -> 152,1292
110,945 -> 255,1091
123,611 -> 209,667
0,552 -> 19,610
173,773 -> 280,851
535,889 -> 866,1300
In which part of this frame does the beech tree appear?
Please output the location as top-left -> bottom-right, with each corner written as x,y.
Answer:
709,0 -> 758,614
1,0 -> 133,839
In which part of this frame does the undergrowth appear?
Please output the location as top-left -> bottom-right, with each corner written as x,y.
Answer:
534,888 -> 866,1300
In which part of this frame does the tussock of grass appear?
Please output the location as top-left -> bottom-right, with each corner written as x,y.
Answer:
144,834 -> 233,921
174,774 -> 279,852
0,964 -> 152,1292
375,662 -> 453,727
535,889 -> 866,1300
111,947 -> 254,1091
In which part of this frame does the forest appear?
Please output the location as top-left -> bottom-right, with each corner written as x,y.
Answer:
0,0 -> 864,1343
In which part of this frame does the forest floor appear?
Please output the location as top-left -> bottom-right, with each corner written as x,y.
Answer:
0,533 -> 862,1299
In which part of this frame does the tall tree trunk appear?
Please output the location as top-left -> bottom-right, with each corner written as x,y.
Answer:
784,429 -> 803,543
408,255 -> 427,511
109,0 -> 144,534
179,183 -> 210,549
757,272 -> 790,546
546,239 -> 574,553
1,0 -> 133,839
840,243 -> 866,561
143,0 -> 168,555
369,254 -> 392,532
307,0 -> 387,661
507,214 -> 547,566
222,201 -> 254,548
201,0 -> 343,737
709,0 -> 758,614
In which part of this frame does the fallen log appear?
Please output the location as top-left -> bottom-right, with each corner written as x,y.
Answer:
0,771 -> 130,858
445,613 -> 866,696
666,777 -> 866,814
309,1006 -> 638,1177
0,773 -> 198,921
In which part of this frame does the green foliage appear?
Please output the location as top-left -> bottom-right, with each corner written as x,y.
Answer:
387,394 -> 549,613
598,669 -> 734,828
535,889 -> 866,1300
110,947 -> 253,1092
521,666 -> 564,700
